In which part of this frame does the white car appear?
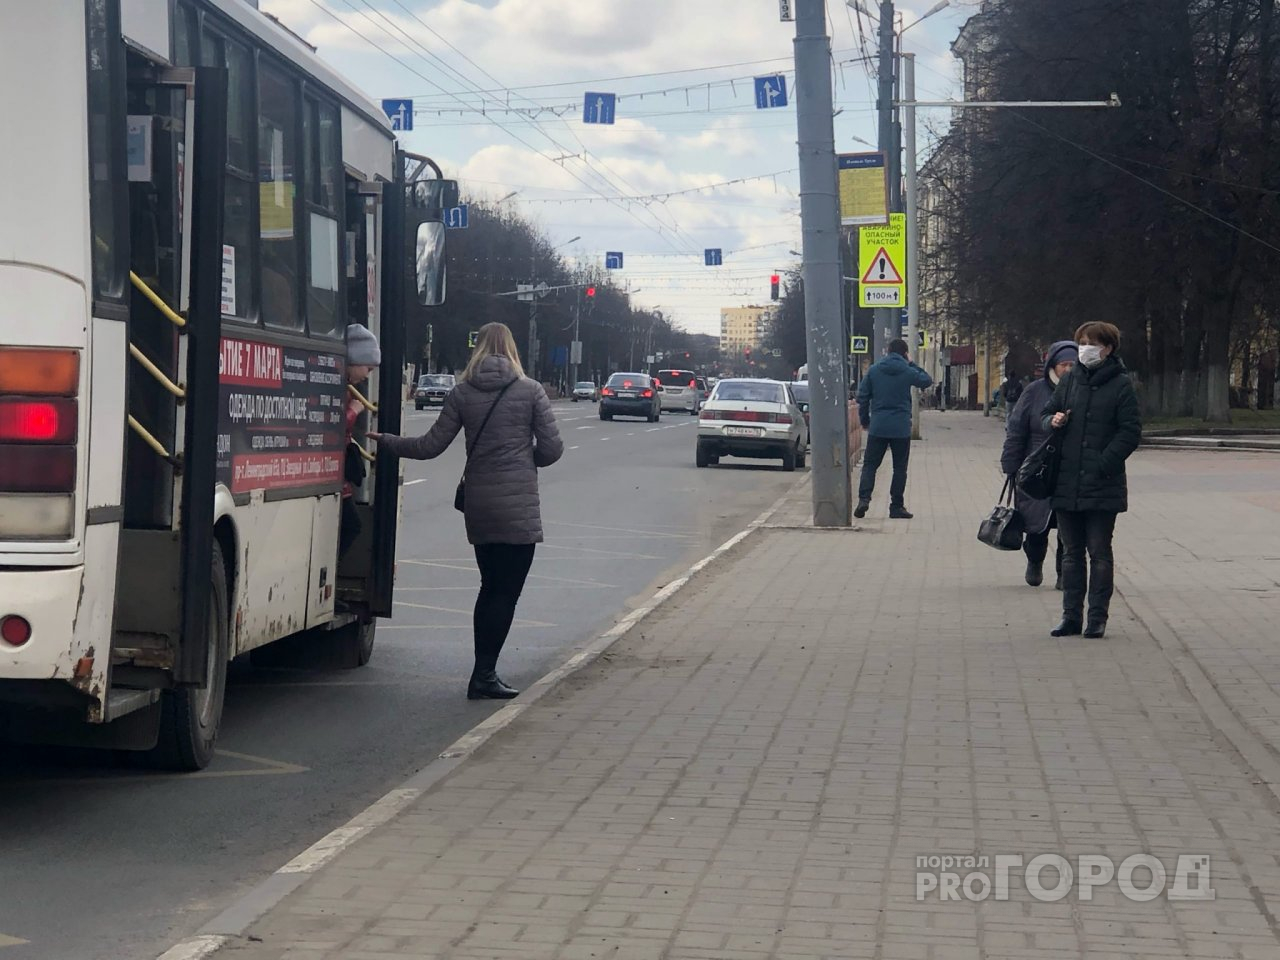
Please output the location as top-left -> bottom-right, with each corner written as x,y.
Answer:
571,381 -> 598,402
696,378 -> 808,471
655,368 -> 702,414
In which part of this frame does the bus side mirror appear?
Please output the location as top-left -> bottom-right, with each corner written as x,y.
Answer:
411,179 -> 460,219
415,221 -> 447,306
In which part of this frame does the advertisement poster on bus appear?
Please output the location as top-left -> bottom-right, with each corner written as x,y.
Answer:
216,336 -> 346,494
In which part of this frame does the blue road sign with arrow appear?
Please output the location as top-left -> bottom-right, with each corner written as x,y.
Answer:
754,75 -> 788,109
381,98 -> 413,131
445,204 -> 469,229
705,248 -> 723,266
605,251 -> 624,269
582,92 -> 617,124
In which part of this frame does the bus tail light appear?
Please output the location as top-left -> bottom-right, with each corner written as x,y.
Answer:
0,446 -> 76,493
0,615 -> 32,648
0,349 -> 80,396
0,398 -> 78,443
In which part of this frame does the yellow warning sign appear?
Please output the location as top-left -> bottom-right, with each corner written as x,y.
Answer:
858,213 -> 907,309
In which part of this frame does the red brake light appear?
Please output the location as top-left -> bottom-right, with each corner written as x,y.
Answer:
0,398 -> 77,443
641,388 -> 653,398
601,387 -> 614,396
688,379 -> 696,388
0,615 -> 32,648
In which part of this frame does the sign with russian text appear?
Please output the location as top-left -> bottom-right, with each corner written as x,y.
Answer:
838,152 -> 889,226
858,213 -> 907,308
216,336 -> 346,494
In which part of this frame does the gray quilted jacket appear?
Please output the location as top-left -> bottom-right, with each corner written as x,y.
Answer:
377,356 -> 563,544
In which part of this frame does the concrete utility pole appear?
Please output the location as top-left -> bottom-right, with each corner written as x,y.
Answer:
794,0 -> 851,526
874,0 -> 898,363
903,52 -> 922,439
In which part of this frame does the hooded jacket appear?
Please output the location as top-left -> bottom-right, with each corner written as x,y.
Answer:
376,356 -> 564,544
1000,340 -> 1077,534
856,352 -> 934,439
1040,354 -> 1141,514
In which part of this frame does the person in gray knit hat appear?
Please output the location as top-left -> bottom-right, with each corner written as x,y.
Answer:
341,324 -> 381,557
1001,340 -> 1078,589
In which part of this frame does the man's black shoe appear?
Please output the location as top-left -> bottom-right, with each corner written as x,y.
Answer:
1083,620 -> 1107,639
854,500 -> 869,519
1025,561 -> 1044,587
468,675 -> 519,700
1050,619 -> 1083,637
888,506 -> 913,520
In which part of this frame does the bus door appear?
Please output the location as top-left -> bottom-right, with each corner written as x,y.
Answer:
112,64 -> 226,709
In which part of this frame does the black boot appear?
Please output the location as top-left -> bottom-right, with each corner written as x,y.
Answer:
854,500 -> 869,519
1025,560 -> 1044,587
1051,619 -> 1083,637
888,506 -> 913,519
1054,573 -> 1063,591
1083,619 -> 1107,639
468,664 -> 519,700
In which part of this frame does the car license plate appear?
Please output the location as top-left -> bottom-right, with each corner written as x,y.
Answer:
725,426 -> 763,437
617,391 -> 636,398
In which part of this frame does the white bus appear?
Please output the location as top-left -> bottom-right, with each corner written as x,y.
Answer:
0,0 -> 453,768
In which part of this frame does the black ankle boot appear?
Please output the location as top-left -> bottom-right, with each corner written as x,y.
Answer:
1025,560 -> 1044,587
468,674 -> 519,700
1083,619 -> 1107,639
888,506 -> 913,519
1050,619 -> 1082,637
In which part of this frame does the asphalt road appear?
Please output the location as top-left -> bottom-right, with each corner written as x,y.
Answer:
0,399 -> 799,960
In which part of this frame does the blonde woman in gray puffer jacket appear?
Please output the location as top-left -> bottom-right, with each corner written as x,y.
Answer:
370,323 -> 563,700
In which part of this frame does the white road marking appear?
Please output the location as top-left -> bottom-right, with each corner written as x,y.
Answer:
576,425 -> 593,430
569,445 -> 580,450
404,478 -> 427,486
646,427 -> 661,432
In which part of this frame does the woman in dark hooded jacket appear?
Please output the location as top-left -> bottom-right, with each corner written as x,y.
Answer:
1001,340 -> 1078,589
1041,322 -> 1142,639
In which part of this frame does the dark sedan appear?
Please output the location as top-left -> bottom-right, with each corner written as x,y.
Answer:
599,372 -> 661,422
415,373 -> 455,409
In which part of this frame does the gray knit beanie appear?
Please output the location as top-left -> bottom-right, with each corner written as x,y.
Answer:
346,324 -> 381,366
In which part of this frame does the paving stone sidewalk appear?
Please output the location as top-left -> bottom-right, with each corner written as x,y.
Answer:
219,412 -> 1280,960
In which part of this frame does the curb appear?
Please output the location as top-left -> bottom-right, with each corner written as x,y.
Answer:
154,479 -> 806,960
1142,438 -> 1280,452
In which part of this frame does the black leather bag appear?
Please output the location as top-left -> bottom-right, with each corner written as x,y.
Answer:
454,382 -> 513,513
1016,429 -> 1063,501
978,477 -> 1025,551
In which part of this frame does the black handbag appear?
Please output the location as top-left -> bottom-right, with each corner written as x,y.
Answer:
978,477 -> 1025,551
1016,429 -> 1063,501
454,382 -> 513,513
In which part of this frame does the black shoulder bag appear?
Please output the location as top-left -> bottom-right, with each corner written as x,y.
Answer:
1016,429 -> 1063,502
977,476 -> 1025,551
454,382 -> 513,513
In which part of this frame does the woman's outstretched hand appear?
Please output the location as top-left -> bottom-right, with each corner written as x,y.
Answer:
366,431 -> 383,442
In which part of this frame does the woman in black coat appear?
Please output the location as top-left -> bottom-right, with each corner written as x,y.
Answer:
1041,322 -> 1142,639
1001,340 -> 1078,588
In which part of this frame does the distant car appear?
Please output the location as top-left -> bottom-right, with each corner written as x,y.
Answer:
696,378 -> 808,471
655,368 -> 701,415
693,377 -> 711,410
572,380 -> 599,402
415,373 -> 455,409
600,373 -> 661,422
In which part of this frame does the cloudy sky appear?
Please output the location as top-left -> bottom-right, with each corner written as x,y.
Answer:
261,0 -> 973,336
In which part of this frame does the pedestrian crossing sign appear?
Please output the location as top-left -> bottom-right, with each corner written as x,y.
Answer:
850,335 -> 869,355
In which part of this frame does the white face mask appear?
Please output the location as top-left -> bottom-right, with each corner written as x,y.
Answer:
1049,370 -> 1061,385
1078,344 -> 1105,368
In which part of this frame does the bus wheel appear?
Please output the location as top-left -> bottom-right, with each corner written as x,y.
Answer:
149,541 -> 229,771
331,617 -> 376,668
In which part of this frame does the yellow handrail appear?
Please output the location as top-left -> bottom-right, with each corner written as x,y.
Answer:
128,415 -> 173,461
347,383 -> 377,413
356,444 -> 376,463
129,271 -> 186,329
129,343 -> 185,400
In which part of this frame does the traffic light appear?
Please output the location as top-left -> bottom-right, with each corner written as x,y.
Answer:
585,286 -> 596,298
770,274 -> 780,300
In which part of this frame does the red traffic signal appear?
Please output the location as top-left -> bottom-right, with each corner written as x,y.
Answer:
770,274 -> 780,300
585,286 -> 596,298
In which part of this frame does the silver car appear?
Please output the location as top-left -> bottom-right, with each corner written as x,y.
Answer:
656,368 -> 701,414
696,378 -> 808,471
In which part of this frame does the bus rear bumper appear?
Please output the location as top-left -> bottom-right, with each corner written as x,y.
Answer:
0,565 -> 96,693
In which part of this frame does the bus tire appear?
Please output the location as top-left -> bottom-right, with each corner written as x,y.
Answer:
149,541 -> 230,771
331,617 -> 376,668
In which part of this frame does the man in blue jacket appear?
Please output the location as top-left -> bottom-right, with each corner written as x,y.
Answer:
855,339 -> 934,519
